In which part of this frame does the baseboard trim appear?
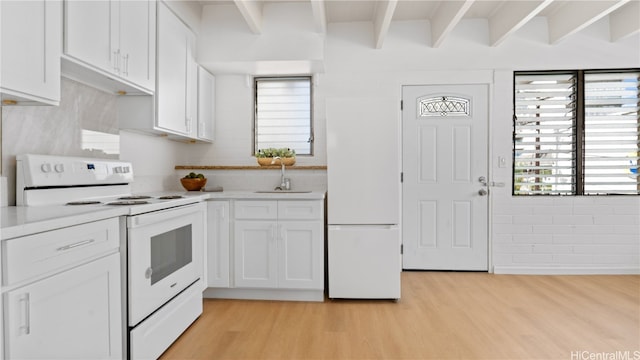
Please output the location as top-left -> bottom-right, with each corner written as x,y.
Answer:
493,266 -> 640,275
203,287 -> 325,302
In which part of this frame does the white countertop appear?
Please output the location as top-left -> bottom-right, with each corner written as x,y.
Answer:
1,190 -> 325,240
205,190 -> 326,200
1,205 -> 129,240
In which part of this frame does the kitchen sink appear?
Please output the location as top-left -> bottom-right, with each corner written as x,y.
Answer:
254,190 -> 313,193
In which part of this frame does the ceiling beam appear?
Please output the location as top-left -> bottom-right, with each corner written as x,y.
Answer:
547,0 -> 630,44
373,0 -> 398,49
431,0 -> 475,48
489,0 -> 554,47
234,0 -> 263,34
310,0 -> 327,33
609,0 -> 640,41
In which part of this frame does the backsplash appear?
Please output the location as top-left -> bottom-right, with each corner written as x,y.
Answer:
1,78 -> 119,205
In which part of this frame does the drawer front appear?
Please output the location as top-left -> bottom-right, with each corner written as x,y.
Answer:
234,200 -> 278,220
278,200 -> 323,220
3,217 -> 120,286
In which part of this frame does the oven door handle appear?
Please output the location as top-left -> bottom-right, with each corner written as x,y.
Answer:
145,267 -> 153,279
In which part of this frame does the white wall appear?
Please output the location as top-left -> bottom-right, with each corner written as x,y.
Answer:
196,3 -> 640,274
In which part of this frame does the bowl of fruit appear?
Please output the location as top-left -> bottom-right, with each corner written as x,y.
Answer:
180,172 -> 207,191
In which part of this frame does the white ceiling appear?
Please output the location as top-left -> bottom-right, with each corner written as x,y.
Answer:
192,0 -> 640,48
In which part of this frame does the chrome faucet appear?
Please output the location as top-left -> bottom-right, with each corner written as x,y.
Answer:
271,156 -> 290,190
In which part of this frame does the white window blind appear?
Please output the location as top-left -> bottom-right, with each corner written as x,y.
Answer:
254,77 -> 312,155
514,73 -> 577,195
583,72 -> 640,194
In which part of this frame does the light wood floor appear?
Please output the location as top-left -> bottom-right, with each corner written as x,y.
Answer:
160,272 -> 640,360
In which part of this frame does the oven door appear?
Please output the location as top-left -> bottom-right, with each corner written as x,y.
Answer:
127,202 -> 205,326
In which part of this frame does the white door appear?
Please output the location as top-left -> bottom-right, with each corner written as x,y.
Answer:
402,84 -> 489,270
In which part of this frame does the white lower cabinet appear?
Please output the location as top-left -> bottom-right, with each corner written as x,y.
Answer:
207,200 -> 230,288
2,218 -> 123,359
4,254 -> 122,360
205,198 -> 324,301
233,200 -> 324,291
234,220 -> 278,288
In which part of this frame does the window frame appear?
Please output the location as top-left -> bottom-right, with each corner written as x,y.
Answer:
512,68 -> 640,196
252,75 -> 314,157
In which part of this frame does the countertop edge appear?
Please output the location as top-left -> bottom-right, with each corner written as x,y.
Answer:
1,206 -> 129,240
175,165 -> 327,170
203,190 -> 326,200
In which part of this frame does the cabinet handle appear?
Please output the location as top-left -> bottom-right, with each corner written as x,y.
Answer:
56,238 -> 95,252
123,54 -> 129,76
185,117 -> 192,133
19,293 -> 30,335
113,50 -> 120,73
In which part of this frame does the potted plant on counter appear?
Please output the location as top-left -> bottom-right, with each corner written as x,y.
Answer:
255,147 -> 296,166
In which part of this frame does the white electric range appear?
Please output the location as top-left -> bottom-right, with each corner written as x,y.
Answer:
15,154 -> 207,360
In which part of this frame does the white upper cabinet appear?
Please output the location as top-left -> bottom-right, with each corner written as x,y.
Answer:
63,0 -> 156,94
0,0 -> 61,106
156,1 -> 197,136
118,1 -> 156,91
118,1 -> 212,143
197,66 -> 215,142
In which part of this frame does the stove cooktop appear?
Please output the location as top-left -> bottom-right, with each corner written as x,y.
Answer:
62,193 -> 199,216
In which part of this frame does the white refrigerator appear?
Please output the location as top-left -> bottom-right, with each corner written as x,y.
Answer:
326,97 -> 401,299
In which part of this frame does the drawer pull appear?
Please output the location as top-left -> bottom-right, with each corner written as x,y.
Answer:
56,239 -> 96,252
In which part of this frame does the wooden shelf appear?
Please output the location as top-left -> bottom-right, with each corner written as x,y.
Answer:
175,165 -> 327,170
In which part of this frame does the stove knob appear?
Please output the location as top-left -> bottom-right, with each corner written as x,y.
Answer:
41,163 -> 52,173
113,166 -> 122,174
54,163 -> 65,173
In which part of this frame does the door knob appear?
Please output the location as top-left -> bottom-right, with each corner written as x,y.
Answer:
478,189 -> 488,196
478,176 -> 487,186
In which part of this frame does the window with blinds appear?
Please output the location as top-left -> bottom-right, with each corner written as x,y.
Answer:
584,72 -> 639,194
254,77 -> 313,155
514,70 -> 639,195
514,73 -> 577,195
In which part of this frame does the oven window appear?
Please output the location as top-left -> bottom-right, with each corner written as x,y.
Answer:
150,225 -> 192,285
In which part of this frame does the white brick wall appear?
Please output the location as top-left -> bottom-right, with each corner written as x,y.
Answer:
492,195 -> 640,274
491,71 -> 640,274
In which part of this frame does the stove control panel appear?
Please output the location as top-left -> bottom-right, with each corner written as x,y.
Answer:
17,154 -> 134,188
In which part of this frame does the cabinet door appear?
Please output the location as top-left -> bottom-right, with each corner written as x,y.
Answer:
278,221 -> 324,290
0,0 -> 61,104
185,33 -> 198,138
4,253 -> 122,360
207,201 -> 230,287
64,0 -> 115,74
197,66 -> 216,142
119,0 -> 155,91
156,2 -> 189,135
234,221 -> 278,288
